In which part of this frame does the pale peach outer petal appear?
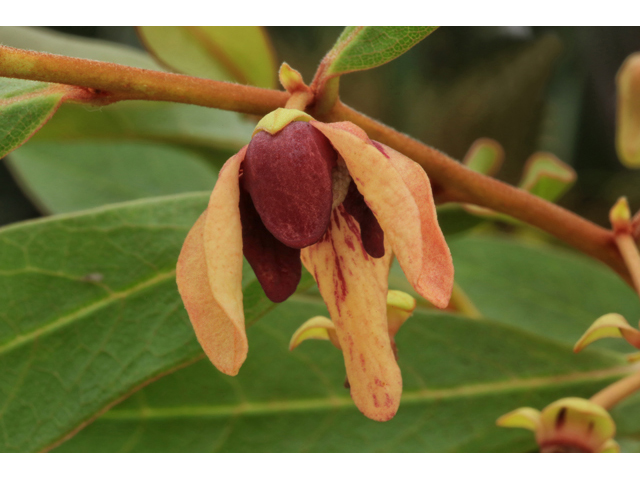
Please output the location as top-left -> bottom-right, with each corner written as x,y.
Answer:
196,147 -> 248,374
177,211 -> 248,376
301,206 -> 401,422
312,122 -> 454,308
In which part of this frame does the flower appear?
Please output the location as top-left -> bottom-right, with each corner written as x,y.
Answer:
497,397 -> 620,453
176,107 -> 454,421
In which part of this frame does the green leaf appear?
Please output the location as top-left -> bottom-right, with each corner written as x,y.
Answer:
0,192 -> 313,452
0,26 -> 161,70
0,78 -> 66,159
53,305 -> 627,452
137,26 -> 277,88
518,152 -> 576,202
446,236 -> 640,351
29,101 -> 254,151
8,141 -> 218,214
324,27 -> 438,78
6,101 -> 255,213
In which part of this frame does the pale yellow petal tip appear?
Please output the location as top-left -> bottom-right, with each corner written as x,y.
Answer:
601,439 -> 621,453
386,290 -> 417,338
289,316 -> 339,351
279,63 -> 308,94
627,351 -> 640,363
573,313 -> 630,353
496,407 -> 541,431
253,108 -> 315,137
463,138 -> 504,177
610,197 -> 631,232
387,290 -> 417,313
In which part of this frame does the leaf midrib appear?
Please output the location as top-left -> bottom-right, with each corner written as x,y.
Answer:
100,364 -> 638,420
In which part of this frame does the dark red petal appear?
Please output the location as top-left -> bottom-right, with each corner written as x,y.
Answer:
243,121 -> 337,249
342,181 -> 385,258
239,181 -> 301,303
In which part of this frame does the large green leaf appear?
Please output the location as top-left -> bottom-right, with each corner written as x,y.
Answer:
0,192 -> 313,452
54,304 -> 628,452
137,26 -> 276,88
52,235 -> 640,452
8,141 -> 218,214
29,101 -> 254,151
324,27 -> 438,78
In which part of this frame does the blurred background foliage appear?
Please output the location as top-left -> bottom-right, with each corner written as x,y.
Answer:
2,26 -> 640,230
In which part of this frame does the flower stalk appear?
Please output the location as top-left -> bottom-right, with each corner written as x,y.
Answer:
590,369 -> 640,410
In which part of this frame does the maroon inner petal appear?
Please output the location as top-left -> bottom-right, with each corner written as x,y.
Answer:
342,181 -> 385,258
243,122 -> 337,249
239,179 -> 301,303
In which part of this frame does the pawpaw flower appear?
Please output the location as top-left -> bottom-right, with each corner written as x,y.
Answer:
497,397 -> 620,453
176,108 -> 454,421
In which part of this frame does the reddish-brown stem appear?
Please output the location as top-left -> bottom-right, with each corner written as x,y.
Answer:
0,45 -> 288,115
0,45 -> 631,284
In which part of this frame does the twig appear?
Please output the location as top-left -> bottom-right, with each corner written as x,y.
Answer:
0,45 -> 630,285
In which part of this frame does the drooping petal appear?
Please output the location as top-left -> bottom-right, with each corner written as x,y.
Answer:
538,397 -> 616,453
186,147 -> 248,375
312,121 -> 454,308
177,210 -> 247,376
239,180 -> 301,303
573,313 -> 640,352
289,316 -> 341,350
301,206 -> 401,421
496,407 -> 542,431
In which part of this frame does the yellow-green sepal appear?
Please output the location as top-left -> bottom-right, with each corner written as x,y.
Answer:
253,108 -> 315,137
573,313 -> 640,352
496,407 -> 541,431
386,290 -> 416,338
289,316 -> 341,351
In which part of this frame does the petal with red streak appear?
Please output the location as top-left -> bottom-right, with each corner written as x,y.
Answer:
177,210 -> 248,376
312,121 -> 454,308
301,206 -> 401,421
